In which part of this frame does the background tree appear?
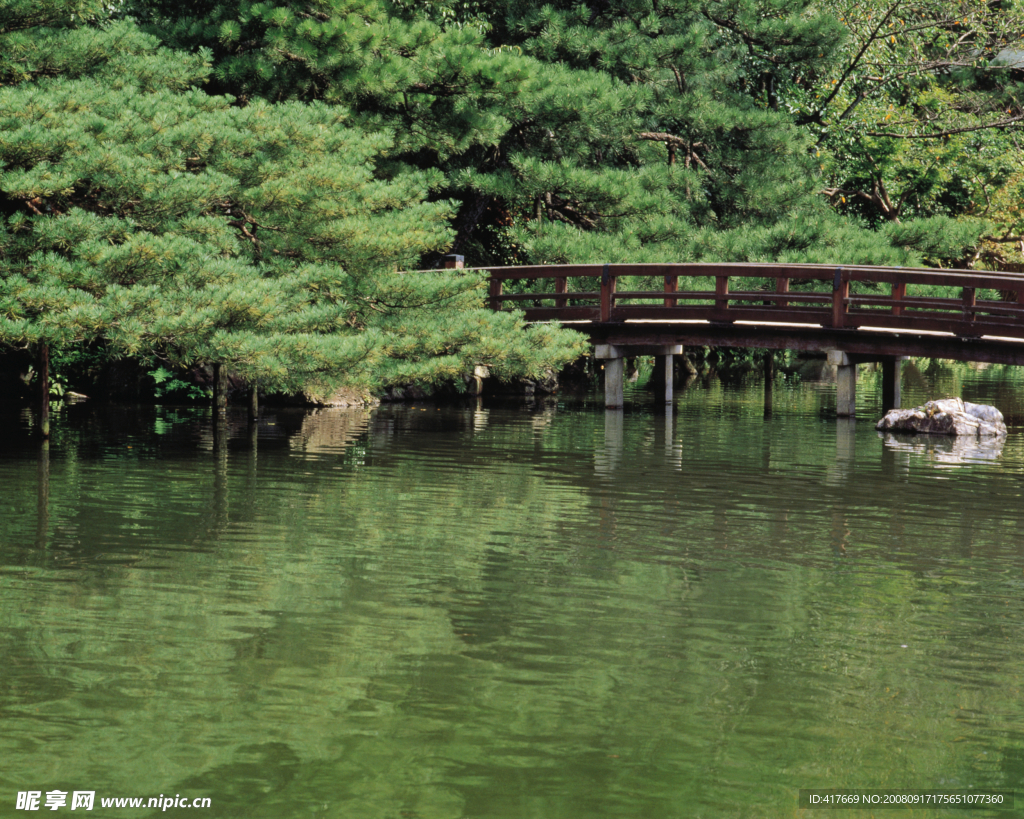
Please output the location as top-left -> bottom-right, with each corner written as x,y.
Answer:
129,0 -> 992,279
786,0 -> 1024,264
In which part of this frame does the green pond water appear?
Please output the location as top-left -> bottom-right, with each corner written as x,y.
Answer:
3,359 -> 1024,818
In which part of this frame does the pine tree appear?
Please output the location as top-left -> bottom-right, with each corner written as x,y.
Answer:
0,1 -> 587,423
137,0 -> 985,269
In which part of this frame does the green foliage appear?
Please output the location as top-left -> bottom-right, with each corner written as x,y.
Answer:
130,0 -> 958,268
796,0 -> 1024,261
149,366 -> 209,402
0,2 -> 587,399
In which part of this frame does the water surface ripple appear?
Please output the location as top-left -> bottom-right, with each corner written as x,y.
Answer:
1,366 -> 1024,817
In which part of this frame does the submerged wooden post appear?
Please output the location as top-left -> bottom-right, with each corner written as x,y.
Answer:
248,385 -> 259,423
763,352 -> 774,418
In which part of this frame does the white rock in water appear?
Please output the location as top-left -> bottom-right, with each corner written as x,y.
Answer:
876,398 -> 1006,438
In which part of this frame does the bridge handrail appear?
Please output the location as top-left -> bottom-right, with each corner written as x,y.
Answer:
481,262 -> 1024,288
475,262 -> 1024,339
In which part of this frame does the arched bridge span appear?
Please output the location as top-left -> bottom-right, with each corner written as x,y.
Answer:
478,262 -> 1024,411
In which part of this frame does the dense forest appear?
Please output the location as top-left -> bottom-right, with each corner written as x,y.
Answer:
2,0 -> 1023,405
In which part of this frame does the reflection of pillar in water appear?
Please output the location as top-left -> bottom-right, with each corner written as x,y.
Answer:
826,418 -> 856,487
595,408 -> 624,477
473,404 -> 489,433
36,440 -> 49,551
830,505 -> 849,555
763,352 -> 774,418
213,416 -> 229,529
665,411 -> 682,470
714,503 -> 729,551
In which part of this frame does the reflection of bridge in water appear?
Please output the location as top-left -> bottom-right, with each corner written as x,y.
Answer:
470,261 -> 1024,413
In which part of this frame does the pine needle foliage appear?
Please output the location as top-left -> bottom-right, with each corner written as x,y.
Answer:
0,3 -> 587,396
135,0 -> 997,269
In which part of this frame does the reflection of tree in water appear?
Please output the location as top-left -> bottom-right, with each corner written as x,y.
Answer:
173,742 -> 302,812
288,409 -> 372,455
7,396 -> 1024,812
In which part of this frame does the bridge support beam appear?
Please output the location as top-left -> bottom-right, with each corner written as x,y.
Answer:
596,344 -> 683,408
829,351 -> 906,417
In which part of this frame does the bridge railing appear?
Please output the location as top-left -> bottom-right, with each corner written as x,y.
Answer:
481,263 -> 1024,339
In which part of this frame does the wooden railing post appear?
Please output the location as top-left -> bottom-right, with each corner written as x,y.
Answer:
488,278 -> 503,311
831,267 -> 849,329
776,277 -> 790,309
555,276 -> 567,309
664,273 -> 678,307
891,281 -> 906,317
962,287 -> 976,321
714,275 -> 730,321
600,263 -> 615,322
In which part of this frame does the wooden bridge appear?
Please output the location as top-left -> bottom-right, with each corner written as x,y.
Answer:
453,259 -> 1024,413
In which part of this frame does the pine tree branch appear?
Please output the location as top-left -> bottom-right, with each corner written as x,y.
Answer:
637,132 -> 708,170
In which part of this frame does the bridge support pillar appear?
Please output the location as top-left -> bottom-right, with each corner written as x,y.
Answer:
828,351 -> 857,417
829,351 -> 906,416
882,358 -> 902,412
596,344 -> 682,408
663,353 -> 675,404
603,357 -> 625,409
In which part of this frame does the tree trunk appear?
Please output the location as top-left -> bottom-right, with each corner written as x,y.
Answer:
213,363 -> 228,417
36,341 -> 50,439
